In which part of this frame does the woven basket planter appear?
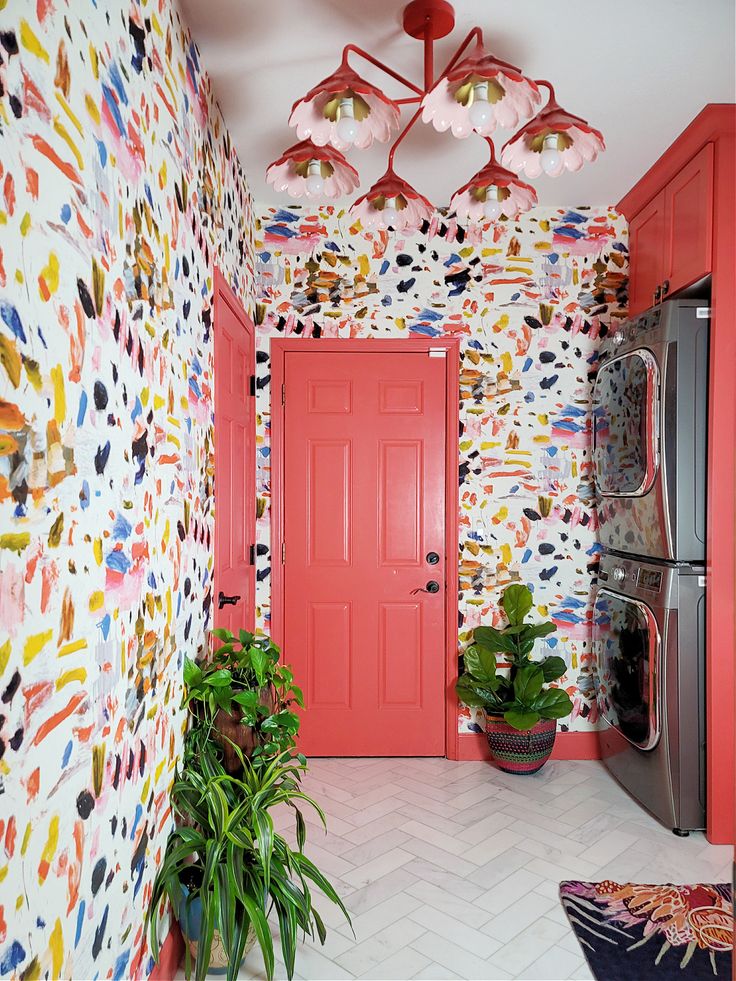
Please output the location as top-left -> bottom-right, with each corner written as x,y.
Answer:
485,715 -> 557,774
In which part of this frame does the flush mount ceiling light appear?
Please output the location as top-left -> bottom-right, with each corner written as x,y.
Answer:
266,0 -> 605,229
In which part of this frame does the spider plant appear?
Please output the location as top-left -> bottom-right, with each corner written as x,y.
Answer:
147,738 -> 351,981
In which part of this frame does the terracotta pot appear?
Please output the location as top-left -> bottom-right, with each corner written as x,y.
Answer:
485,715 -> 557,774
213,685 -> 276,774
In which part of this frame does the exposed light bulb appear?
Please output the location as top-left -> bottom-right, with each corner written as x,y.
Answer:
382,197 -> 400,229
483,185 -> 502,221
541,134 -> 563,175
336,97 -> 359,145
468,82 -> 492,131
305,159 -> 324,196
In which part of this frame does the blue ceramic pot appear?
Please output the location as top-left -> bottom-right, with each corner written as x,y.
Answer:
178,883 -> 255,976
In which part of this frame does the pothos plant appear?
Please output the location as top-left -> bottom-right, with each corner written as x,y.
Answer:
183,629 -> 303,760
456,584 -> 573,731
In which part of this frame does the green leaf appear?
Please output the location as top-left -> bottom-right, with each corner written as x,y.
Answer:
513,664 -> 544,703
533,687 -> 573,719
472,625 -> 518,654
239,629 -> 256,647
250,646 -> 269,688
525,621 -> 557,639
502,584 -> 533,625
207,668 -> 233,688
463,645 -> 498,683
540,655 -> 567,682
183,656 -> 203,687
455,676 -> 502,709
504,708 -> 541,730
212,627 -> 234,642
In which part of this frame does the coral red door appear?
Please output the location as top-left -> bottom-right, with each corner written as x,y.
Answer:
283,349 -> 447,756
213,270 -> 255,633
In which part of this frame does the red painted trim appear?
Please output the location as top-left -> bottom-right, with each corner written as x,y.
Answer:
457,730 -> 601,762
617,104 -> 735,219
149,922 -> 184,981
269,337 -> 460,758
706,129 -> 736,846
213,267 -> 256,633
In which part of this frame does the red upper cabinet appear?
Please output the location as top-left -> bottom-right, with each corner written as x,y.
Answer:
628,190 -> 667,315
664,142 -> 714,298
626,142 -> 714,315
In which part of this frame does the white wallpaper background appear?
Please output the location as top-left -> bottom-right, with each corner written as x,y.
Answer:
251,204 -> 629,733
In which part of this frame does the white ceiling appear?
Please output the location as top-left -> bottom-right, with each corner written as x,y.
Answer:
179,0 -> 736,209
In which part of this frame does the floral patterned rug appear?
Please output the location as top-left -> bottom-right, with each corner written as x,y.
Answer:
559,881 -> 733,980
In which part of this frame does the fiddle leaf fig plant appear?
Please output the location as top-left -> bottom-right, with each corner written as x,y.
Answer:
456,583 -> 573,731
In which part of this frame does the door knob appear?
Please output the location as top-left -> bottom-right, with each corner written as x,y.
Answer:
426,551 -> 440,565
218,591 -> 241,609
411,581 -> 441,594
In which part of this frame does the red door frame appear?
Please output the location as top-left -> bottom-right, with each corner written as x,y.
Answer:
270,337 -> 461,759
213,267 -> 256,631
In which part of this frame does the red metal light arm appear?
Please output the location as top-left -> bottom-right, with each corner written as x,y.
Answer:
440,26 -> 483,78
387,106 -> 424,170
341,44 -> 425,96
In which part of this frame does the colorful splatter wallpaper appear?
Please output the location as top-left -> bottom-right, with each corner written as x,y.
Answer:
0,1 -> 254,978
253,205 -> 629,733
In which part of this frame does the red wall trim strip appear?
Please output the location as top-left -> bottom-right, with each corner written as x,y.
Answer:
149,922 -> 184,981
457,730 -> 601,762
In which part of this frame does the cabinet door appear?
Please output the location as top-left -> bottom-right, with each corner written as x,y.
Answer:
628,189 -> 666,315
664,142 -> 714,296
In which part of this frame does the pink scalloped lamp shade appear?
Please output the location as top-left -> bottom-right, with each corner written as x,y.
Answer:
449,159 -> 538,224
500,103 -> 605,178
350,172 -> 434,233
266,140 -> 360,199
421,50 -> 541,138
289,64 -> 401,151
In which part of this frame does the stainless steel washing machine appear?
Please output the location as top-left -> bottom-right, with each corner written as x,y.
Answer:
594,551 -> 706,832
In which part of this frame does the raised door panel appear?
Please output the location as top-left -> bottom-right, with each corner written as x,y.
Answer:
628,190 -> 666,316
665,142 -> 714,296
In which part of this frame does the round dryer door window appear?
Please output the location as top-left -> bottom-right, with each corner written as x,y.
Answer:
594,588 -> 660,750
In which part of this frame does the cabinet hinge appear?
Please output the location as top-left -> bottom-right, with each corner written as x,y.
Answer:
249,375 -> 256,397
281,383 -> 286,406
281,542 -> 285,564
249,544 -> 256,565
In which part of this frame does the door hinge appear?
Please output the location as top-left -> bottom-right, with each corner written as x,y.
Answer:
249,374 -> 256,397
428,348 -> 447,358
281,383 -> 286,406
249,544 -> 256,565
281,542 -> 285,564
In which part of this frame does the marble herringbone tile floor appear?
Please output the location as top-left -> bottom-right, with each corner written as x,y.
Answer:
181,758 -> 733,981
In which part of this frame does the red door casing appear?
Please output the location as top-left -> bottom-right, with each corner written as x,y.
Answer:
283,349 -> 447,756
214,270 -> 256,634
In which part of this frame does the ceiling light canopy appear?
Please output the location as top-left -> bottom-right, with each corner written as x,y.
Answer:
266,0 -> 605,226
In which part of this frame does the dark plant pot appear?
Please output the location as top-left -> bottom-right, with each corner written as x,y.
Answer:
178,884 -> 255,976
213,685 -> 276,774
485,715 -> 557,774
